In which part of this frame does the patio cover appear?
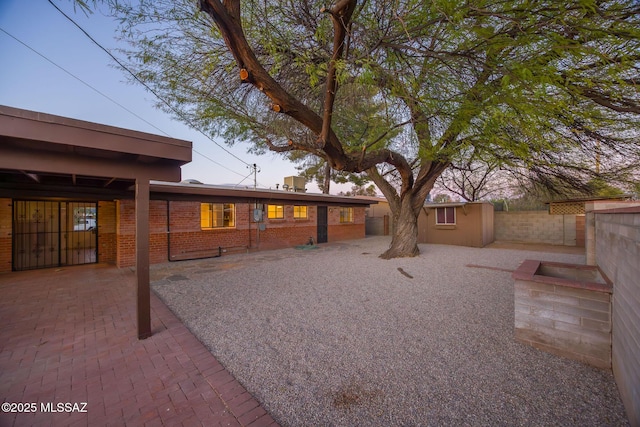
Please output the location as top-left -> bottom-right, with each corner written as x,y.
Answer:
0,105 -> 192,339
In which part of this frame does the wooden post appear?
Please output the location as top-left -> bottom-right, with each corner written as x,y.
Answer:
136,178 -> 152,339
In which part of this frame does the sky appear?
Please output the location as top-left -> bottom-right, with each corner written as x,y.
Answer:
0,0 -> 334,193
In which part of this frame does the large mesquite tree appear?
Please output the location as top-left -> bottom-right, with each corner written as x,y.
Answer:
111,0 -> 640,258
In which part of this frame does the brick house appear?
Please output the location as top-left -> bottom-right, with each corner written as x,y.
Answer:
108,181 -> 372,268
0,106 -> 373,273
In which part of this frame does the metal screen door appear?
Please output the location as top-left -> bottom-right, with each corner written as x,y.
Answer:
13,201 -> 97,271
317,206 -> 328,243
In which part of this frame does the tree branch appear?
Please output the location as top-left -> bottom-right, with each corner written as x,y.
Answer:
199,0 -> 348,166
320,0 -> 358,147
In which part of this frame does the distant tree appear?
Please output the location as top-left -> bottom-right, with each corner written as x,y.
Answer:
106,0 -> 640,258
295,155 -> 373,194
435,155 -> 505,202
432,193 -> 452,203
339,184 -> 378,197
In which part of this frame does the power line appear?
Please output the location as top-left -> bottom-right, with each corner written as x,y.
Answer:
0,26 -> 164,136
46,0 -> 258,171
0,26 -> 247,179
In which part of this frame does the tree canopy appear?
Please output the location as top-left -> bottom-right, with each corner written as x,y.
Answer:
108,0 -> 640,257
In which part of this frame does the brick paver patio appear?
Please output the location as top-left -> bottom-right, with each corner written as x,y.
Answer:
0,264 -> 278,427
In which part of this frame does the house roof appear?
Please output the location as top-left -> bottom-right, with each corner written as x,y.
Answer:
0,105 -> 191,195
423,201 -> 490,208
150,181 -> 377,206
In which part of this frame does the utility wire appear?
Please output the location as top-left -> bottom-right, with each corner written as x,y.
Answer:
46,0 -> 261,173
0,26 -> 161,135
0,26 -> 247,179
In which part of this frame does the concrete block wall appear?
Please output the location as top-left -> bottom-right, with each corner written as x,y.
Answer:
594,209 -> 640,426
513,265 -> 612,369
563,214 -> 577,246
586,201 -> 640,265
0,198 -> 11,273
495,211 -> 575,245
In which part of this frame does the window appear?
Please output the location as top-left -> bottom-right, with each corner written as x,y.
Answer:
201,203 -> 235,229
436,207 -> 456,225
339,207 -> 354,223
72,205 -> 96,231
267,204 -> 284,219
293,205 -> 308,219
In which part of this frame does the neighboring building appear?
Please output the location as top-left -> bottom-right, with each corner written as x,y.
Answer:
360,196 -> 392,236
362,197 -> 495,248
419,202 -> 494,248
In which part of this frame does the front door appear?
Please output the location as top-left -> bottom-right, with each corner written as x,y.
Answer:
317,206 -> 328,243
13,200 -> 97,271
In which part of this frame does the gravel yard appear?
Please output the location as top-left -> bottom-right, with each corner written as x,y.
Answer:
151,236 -> 628,426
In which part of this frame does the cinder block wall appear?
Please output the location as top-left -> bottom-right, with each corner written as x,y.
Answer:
495,211 -> 571,245
595,210 -> 640,426
0,198 -> 11,273
514,276 -> 611,369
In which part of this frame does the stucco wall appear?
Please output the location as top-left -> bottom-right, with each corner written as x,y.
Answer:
481,203 -> 495,247
594,209 -> 640,426
420,203 -> 494,247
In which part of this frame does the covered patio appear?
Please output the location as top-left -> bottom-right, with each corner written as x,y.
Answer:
0,105 -> 190,339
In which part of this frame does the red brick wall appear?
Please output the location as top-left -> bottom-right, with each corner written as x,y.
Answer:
116,200 -> 135,268
258,205 -> 318,249
114,200 -> 367,267
116,200 -> 169,267
0,198 -> 12,272
97,201 -> 117,265
168,201 -> 251,259
327,205 -> 366,242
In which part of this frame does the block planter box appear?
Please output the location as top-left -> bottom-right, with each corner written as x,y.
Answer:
512,260 -> 612,369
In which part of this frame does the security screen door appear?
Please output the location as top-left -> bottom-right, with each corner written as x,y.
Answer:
13,201 -> 97,271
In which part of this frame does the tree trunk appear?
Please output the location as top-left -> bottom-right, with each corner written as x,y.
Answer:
321,162 -> 331,194
379,195 -> 420,259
